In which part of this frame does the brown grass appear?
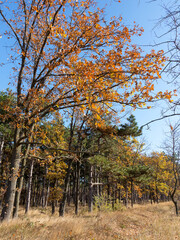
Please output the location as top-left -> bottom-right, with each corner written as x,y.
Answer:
0,202 -> 180,240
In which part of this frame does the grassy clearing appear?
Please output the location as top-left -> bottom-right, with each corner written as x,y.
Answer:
0,202 -> 180,240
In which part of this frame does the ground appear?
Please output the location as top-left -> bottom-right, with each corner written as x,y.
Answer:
0,202 -> 180,240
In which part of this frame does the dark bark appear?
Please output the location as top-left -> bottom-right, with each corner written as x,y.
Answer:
131,180 -> 134,207
1,128 -> 22,222
72,165 -> 76,205
59,159 -> 73,216
45,181 -> 50,208
32,175 -> 38,207
170,177 -> 179,216
125,181 -> 128,208
99,167 -> 102,196
171,195 -> 178,216
75,161 -> 80,215
88,165 -> 93,212
41,165 -> 47,208
107,178 -> 110,203
67,176 -> 72,206
81,164 -> 87,206
59,109 -> 75,217
51,179 -> 57,214
112,186 -> 115,210
52,201 -> 55,215
13,143 -> 30,218
118,188 -> 121,203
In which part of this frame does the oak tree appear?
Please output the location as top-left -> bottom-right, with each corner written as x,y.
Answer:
0,0 -> 172,221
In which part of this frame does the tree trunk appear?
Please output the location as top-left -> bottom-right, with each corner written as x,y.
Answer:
88,165 -> 93,212
0,137 -> 4,166
25,159 -> 34,214
112,186 -> 115,210
81,164 -> 86,206
118,188 -> 121,203
99,167 -> 102,197
107,178 -> 110,203
67,180 -> 71,206
1,128 -> 22,222
125,181 -> 128,208
131,180 -> 134,207
170,177 -> 179,216
13,143 -> 30,218
41,165 -> 47,208
32,175 -> 37,207
59,159 -> 73,216
13,159 -> 26,218
52,201 -> 55,215
172,197 -> 178,216
75,161 -> 80,215
51,179 -> 56,214
45,181 -> 50,208
72,164 -> 76,205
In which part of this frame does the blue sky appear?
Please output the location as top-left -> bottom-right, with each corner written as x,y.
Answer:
101,0 -> 177,153
0,0 -> 177,153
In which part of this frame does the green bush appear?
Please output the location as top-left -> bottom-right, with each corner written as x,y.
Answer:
94,194 -> 124,212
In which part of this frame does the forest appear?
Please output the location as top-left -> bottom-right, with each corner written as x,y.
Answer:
0,0 -> 180,238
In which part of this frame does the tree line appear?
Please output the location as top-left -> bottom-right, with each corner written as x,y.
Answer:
0,0 -> 178,221
0,91 -> 178,219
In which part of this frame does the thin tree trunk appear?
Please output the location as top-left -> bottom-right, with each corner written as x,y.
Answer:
112,186 -> 115,210
75,161 -> 80,215
13,143 -> 30,218
72,164 -> 76,205
131,180 -> 134,207
95,167 -> 99,197
51,179 -> 56,214
118,188 -> 121,203
25,159 -> 34,214
45,181 -> 50,208
88,165 -> 93,212
59,159 -> 73,216
81,163 -> 86,206
99,167 -> 102,196
0,137 -> 4,166
32,175 -> 37,207
41,164 -> 47,208
107,178 -> 110,203
156,185 -> 159,203
170,177 -> 179,215
67,175 -> 72,206
125,181 -> 128,208
59,109 -> 75,217
171,195 -> 178,216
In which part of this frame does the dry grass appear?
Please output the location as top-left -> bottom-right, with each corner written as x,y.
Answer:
0,202 -> 180,240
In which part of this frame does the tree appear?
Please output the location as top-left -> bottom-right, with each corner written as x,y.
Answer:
0,91 -> 16,209
87,115 -> 147,209
0,0 -> 172,221
0,90 -> 16,161
146,0 -> 179,121
162,122 -> 180,215
143,152 -> 173,204
155,0 -> 180,81
117,114 -> 142,138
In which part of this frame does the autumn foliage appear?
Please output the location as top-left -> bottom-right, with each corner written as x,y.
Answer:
0,0 -> 176,222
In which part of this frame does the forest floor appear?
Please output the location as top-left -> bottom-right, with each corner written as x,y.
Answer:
0,202 -> 180,240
